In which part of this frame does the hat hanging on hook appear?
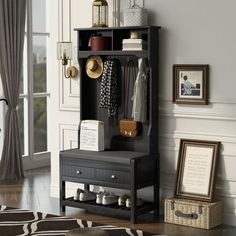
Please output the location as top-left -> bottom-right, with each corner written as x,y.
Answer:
86,55 -> 103,79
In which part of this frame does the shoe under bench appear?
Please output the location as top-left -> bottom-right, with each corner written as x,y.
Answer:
60,148 -> 159,224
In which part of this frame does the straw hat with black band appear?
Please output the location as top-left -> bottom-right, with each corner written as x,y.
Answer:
86,55 -> 103,79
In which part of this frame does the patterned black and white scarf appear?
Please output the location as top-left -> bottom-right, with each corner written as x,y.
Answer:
99,59 -> 118,117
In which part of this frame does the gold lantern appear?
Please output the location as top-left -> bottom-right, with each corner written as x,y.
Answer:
92,0 -> 108,27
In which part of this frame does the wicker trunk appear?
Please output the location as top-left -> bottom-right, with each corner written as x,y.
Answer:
164,198 -> 223,229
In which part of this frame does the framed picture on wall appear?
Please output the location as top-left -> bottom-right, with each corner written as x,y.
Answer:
175,139 -> 221,202
173,64 -> 209,105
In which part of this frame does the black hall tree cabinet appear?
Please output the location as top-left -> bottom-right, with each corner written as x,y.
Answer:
60,26 -> 160,224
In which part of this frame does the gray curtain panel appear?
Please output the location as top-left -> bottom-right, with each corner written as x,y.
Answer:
0,0 -> 27,180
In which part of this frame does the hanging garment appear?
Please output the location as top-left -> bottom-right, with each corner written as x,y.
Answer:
99,59 -> 118,116
119,59 -> 139,138
132,58 -> 148,123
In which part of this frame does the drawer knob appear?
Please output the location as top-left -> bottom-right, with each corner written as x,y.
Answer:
111,175 -> 116,179
76,170 -> 82,175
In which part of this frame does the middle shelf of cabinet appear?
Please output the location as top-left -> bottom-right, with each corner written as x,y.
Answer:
78,50 -> 148,58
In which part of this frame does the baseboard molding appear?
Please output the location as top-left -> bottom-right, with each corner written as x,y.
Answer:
223,212 -> 236,226
50,182 -> 86,198
23,152 -> 50,170
51,182 -> 236,226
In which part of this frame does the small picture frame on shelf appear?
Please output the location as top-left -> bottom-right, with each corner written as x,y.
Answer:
175,139 -> 221,202
173,64 -> 209,105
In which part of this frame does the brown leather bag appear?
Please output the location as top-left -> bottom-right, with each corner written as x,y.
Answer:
119,119 -> 138,138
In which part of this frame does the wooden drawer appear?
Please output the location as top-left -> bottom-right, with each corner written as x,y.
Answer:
95,169 -> 131,185
62,165 -> 95,179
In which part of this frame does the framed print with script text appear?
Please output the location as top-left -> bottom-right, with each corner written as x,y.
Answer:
175,139 -> 220,202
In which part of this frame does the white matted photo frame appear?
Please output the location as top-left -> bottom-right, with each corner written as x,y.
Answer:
173,64 -> 209,105
175,139 -> 221,202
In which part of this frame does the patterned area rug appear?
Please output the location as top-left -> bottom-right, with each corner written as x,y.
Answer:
0,206 -> 162,236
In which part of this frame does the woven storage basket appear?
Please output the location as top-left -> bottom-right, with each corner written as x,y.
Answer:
164,198 -> 223,229
123,5 -> 147,27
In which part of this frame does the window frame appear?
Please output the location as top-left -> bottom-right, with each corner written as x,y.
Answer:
19,0 -> 50,163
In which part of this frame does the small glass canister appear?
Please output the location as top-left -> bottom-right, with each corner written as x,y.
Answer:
92,0 -> 108,27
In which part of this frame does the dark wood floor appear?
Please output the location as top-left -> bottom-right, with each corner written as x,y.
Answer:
0,167 -> 235,236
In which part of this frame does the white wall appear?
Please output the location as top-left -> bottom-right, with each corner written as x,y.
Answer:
49,0 -> 236,226
145,0 -> 236,226
49,0 -> 114,198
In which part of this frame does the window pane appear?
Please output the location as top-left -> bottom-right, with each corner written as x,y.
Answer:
34,97 -> 47,153
20,37 -> 28,95
33,0 -> 46,32
33,35 -> 47,93
18,99 -> 25,156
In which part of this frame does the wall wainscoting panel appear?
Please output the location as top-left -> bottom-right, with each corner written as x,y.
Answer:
159,144 -> 236,181
160,117 -> 236,137
159,98 -> 236,225
159,148 -> 177,175
58,123 -> 81,198
59,73 -> 80,111
59,123 -> 78,150
160,172 -> 236,198
58,0 -> 80,111
159,131 -> 236,159
216,179 -> 236,197
159,99 -> 236,122
160,130 -> 236,145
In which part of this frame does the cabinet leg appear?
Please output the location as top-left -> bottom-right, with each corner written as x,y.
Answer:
131,213 -> 137,224
131,189 -> 137,224
131,159 -> 137,224
84,184 -> 89,191
60,180 -> 66,213
60,205 -> 65,212
154,158 -> 159,218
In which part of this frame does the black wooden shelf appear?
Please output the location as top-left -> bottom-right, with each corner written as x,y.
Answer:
60,26 -> 160,224
63,197 -> 155,217
74,25 -> 161,31
78,50 -> 148,58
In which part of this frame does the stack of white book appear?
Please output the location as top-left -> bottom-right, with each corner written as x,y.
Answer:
122,38 -> 146,51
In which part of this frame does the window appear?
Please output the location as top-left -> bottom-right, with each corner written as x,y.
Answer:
18,0 -> 50,158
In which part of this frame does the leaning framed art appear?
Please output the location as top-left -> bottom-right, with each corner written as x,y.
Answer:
173,64 -> 209,105
175,139 -> 221,202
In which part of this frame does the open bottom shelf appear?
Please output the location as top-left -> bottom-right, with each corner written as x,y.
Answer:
62,197 -> 156,218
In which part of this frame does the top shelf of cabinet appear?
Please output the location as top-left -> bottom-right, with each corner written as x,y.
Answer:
74,25 -> 161,32
74,26 -> 161,57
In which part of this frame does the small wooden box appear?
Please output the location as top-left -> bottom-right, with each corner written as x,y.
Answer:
164,198 -> 223,229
